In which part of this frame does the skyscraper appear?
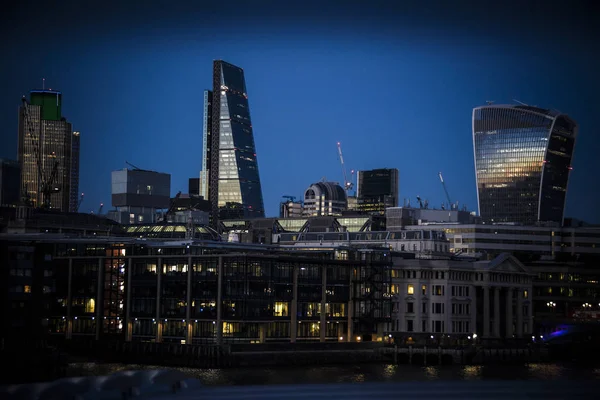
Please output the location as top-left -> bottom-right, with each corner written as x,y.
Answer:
472,104 -> 577,225
207,60 -> 265,225
357,168 -> 399,215
18,90 -> 80,212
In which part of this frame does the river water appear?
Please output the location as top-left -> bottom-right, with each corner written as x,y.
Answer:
66,362 -> 600,386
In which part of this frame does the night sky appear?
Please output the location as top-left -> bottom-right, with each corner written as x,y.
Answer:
1,0 -> 599,222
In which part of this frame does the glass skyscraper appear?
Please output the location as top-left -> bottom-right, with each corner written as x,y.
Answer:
205,60 -> 265,225
472,104 -> 577,225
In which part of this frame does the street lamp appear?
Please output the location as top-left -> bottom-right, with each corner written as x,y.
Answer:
583,303 -> 592,309
546,301 -> 556,308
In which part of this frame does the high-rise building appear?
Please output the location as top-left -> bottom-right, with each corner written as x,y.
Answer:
0,159 -> 21,206
357,168 -> 399,215
199,90 -> 212,200
17,90 -> 79,211
69,131 -> 80,212
206,60 -> 265,225
472,104 -> 577,225
189,177 -> 200,197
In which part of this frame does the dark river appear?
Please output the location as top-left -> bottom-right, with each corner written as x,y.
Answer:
66,362 -> 600,386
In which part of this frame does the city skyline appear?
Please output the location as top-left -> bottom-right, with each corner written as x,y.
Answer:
1,1 -> 598,222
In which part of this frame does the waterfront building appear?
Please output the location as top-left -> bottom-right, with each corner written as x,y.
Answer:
390,254 -> 534,343
472,104 -> 577,225
204,61 -> 265,225
303,182 -> 347,217
18,90 -> 80,212
107,167 -> 171,224
0,234 -> 391,344
357,168 -> 399,215
0,159 -> 21,206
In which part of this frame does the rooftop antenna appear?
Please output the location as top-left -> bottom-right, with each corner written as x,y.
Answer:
486,100 -> 494,105
513,99 -> 529,106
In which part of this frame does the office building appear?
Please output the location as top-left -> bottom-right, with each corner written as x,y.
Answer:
199,90 -> 212,200
386,206 -> 478,231
0,159 -> 21,206
69,132 -> 80,212
279,197 -> 303,218
0,234 -> 391,344
472,104 -> 577,225
205,61 -> 265,224
108,168 -> 171,224
18,90 -> 79,212
188,178 -> 200,197
357,168 -> 399,215
303,181 -> 347,217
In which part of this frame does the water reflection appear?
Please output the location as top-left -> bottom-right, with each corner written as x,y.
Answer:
461,365 -> 483,380
66,362 -> 600,386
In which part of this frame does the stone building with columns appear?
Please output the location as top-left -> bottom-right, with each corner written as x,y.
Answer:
391,253 -> 535,343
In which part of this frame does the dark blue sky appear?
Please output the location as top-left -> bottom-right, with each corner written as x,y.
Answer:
1,0 -> 599,221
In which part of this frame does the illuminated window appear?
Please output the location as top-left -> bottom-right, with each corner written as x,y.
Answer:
85,298 -> 95,313
422,285 -> 427,295
274,302 -> 288,317
24,285 -> 31,293
523,290 -> 529,299
407,284 -> 414,295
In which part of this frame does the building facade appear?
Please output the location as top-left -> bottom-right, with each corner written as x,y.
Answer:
280,199 -> 303,218
303,182 -> 347,217
472,104 -> 577,225
109,168 -> 171,224
0,236 -> 391,344
357,168 -> 399,215
391,254 -> 534,342
18,90 -> 79,212
0,159 -> 21,206
207,61 -> 265,224
199,90 -> 212,201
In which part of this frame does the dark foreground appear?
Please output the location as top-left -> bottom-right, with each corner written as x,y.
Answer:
67,362 -> 600,385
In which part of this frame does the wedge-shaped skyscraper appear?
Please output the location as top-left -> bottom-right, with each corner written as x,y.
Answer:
203,60 -> 265,226
472,104 -> 577,225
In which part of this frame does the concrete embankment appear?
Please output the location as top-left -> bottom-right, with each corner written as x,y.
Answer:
54,340 -> 551,369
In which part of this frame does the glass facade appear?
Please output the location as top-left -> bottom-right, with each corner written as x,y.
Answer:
209,61 -> 265,223
472,105 -> 577,225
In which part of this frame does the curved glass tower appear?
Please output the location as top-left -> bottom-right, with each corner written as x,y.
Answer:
472,104 -> 577,225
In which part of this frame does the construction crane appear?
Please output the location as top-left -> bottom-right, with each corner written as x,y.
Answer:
76,193 -> 85,212
438,172 -> 453,208
21,96 -> 61,208
160,191 -> 182,222
97,203 -> 104,215
125,161 -> 141,170
416,195 -> 424,209
336,142 -> 353,193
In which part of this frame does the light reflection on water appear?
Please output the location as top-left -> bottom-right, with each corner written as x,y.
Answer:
66,363 -> 600,386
